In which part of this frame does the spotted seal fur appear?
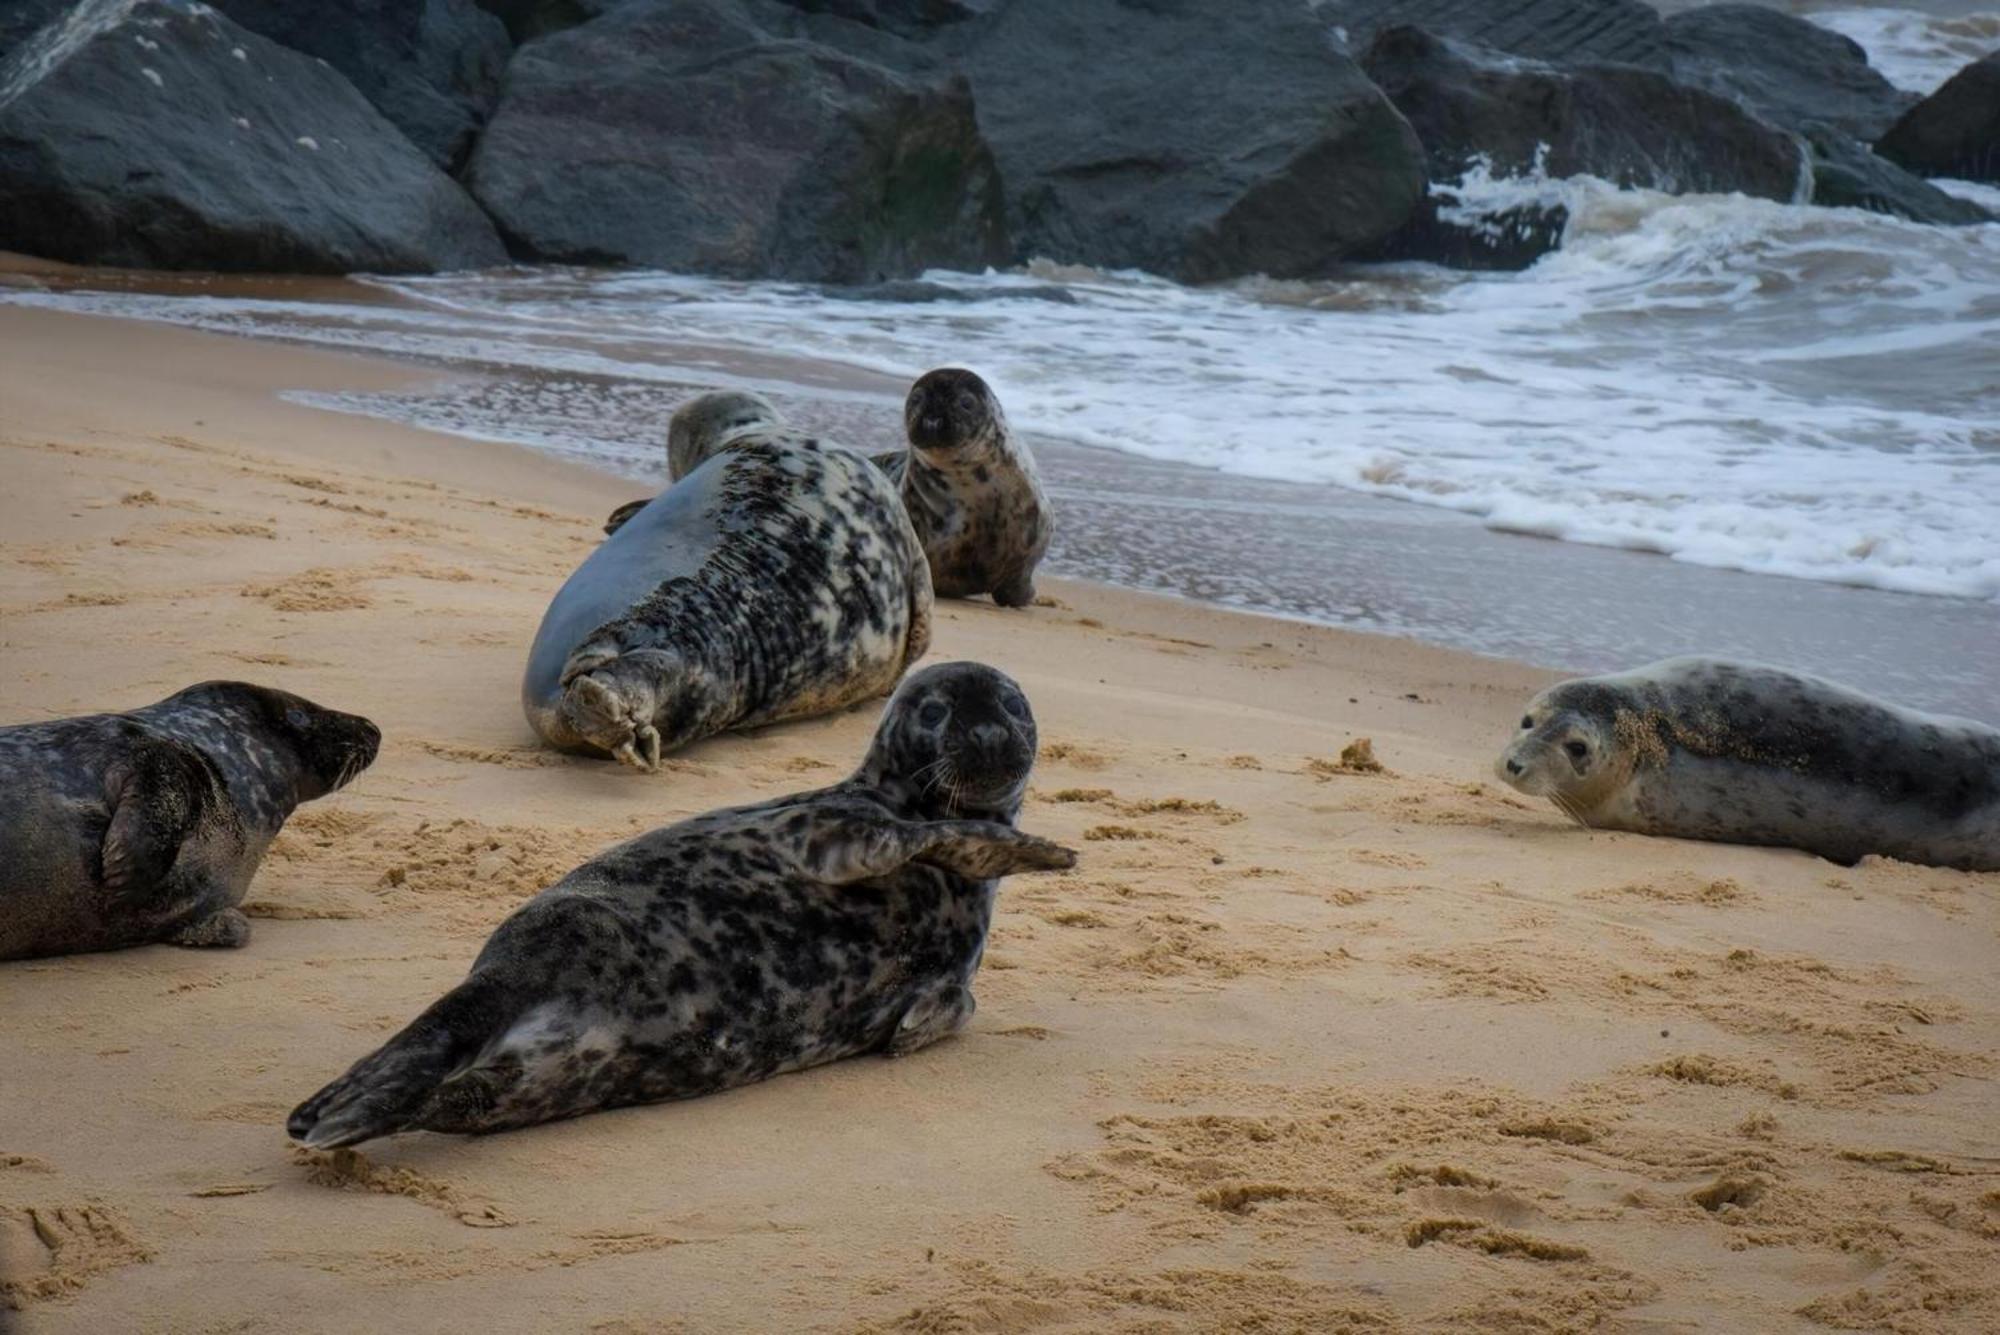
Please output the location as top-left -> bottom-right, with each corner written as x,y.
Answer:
0,682 -> 380,961
530,390 -> 934,772
1497,657 -> 2000,870
888,368 -> 1052,607
289,661 -> 1075,1147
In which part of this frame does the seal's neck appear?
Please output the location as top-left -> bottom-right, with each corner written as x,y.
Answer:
909,422 -> 1011,477
144,700 -> 305,831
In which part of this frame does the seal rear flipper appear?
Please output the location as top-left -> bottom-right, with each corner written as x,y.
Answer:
99,735 -> 220,902
288,976 -> 518,1150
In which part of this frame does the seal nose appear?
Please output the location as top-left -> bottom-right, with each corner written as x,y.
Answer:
1505,759 -> 1524,776
970,722 -> 1009,752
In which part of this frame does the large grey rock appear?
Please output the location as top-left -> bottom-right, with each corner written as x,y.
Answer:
0,0 -> 70,63
474,0 -> 624,43
209,0 -> 511,170
1323,0 -> 1669,67
1877,54 -> 2000,184
960,0 -> 1426,281
1358,27 -> 1804,269
0,0 -> 506,273
1365,27 -> 1802,194
1807,125 -> 1995,224
1665,4 -> 1915,141
464,0 -> 1007,281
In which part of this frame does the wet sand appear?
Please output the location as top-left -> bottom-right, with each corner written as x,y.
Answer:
2,305 -> 1997,1333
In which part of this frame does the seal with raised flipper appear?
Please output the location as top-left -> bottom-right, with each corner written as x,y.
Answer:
289,661 -> 1076,1148
530,390 -> 934,772
1496,657 -> 2000,870
0,681 -> 380,962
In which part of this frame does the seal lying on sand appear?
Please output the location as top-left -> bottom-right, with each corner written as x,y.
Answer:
606,373 -> 1053,609
290,662 -> 1075,1148
0,682 -> 380,961
1497,657 -> 2000,870
889,368 -> 1052,607
529,390 -> 933,772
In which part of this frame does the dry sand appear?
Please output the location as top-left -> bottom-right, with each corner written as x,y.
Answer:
1,304 -> 1996,1334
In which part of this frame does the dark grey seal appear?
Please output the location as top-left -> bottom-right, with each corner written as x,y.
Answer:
530,391 -> 934,772
1497,657 -> 2000,871
0,682 -> 380,961
289,661 -> 1075,1148
891,368 -> 1053,608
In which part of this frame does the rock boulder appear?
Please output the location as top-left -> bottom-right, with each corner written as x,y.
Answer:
0,0 -> 506,273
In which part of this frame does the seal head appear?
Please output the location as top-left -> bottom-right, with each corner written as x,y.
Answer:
1496,686 -> 1621,810
666,390 -> 782,479
862,661 -> 1039,820
905,368 -> 1000,456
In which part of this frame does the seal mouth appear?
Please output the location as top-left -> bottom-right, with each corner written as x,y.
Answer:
1494,752 -> 1547,796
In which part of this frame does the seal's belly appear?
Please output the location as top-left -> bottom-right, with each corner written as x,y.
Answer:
1624,759 -> 2000,869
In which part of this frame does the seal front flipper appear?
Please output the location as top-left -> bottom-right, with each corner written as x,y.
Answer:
886,982 -> 974,1057
288,976 -> 518,1150
910,822 -> 1076,878
992,571 -> 1036,610
602,498 -> 649,537
170,907 -> 251,950
99,734 -> 220,903
775,809 -> 1076,884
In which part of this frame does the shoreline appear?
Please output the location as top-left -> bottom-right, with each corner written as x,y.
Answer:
5,260 -> 1997,720
2,303 -> 1998,1332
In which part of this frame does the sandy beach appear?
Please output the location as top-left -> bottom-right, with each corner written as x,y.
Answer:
2,303 -> 1997,1333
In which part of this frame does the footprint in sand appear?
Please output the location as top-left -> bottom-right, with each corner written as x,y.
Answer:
0,1204 -> 153,1307
294,1148 -> 515,1229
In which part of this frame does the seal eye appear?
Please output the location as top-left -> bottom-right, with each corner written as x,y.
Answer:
1521,716 -> 1534,729
956,391 -> 978,413
917,700 -> 949,728
286,708 -> 311,731
1564,740 -> 1589,759
1001,692 -> 1030,722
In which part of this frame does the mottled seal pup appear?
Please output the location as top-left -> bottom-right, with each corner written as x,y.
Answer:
1497,658 -> 2000,870
289,662 -> 1075,1148
0,682 -> 380,961
529,391 -> 933,772
892,368 -> 1052,608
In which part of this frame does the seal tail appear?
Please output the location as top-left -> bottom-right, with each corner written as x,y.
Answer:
288,976 -> 516,1150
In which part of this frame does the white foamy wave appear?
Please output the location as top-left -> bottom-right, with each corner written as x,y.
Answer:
1809,6 -> 2000,93
3,176 -> 1996,601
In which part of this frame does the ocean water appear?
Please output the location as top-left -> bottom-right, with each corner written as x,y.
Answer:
3,8 -> 1997,624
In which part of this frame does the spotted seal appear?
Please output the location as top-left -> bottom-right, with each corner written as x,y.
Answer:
0,682 -> 380,962
1497,657 -> 2000,870
529,391 -> 934,772
289,661 -> 1075,1147
888,368 -> 1052,608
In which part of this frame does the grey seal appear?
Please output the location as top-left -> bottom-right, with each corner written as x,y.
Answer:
288,661 -> 1076,1148
0,682 -> 380,961
529,391 -> 934,772
890,368 -> 1052,608
1497,657 -> 2000,870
